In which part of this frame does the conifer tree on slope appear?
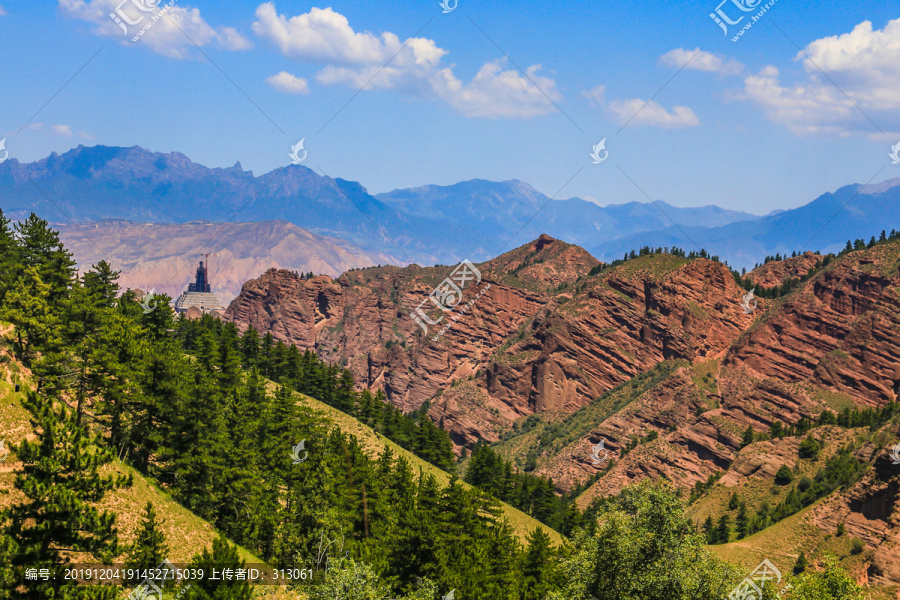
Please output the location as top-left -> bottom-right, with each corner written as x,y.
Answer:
124,502 -> 169,582
0,391 -> 129,599
520,527 -> 559,600
0,208 -> 18,304
0,267 -> 56,364
183,536 -> 251,600
13,213 -> 75,304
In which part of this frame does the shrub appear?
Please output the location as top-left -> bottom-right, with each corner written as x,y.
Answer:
775,465 -> 794,485
850,538 -> 865,555
799,435 -> 821,459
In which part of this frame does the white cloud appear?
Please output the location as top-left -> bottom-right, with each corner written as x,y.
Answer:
26,123 -> 43,131
660,48 -> 743,76
58,0 -> 252,59
582,85 -> 606,107
218,26 -> 253,51
607,98 -> 700,129
252,4 -> 441,66
252,3 -> 560,119
442,61 -> 561,119
51,124 -> 73,137
739,66 -> 858,136
265,71 -> 310,94
740,19 -> 900,136
0,6 -> 7,16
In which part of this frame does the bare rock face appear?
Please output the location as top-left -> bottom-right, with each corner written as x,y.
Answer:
725,244 -> 900,405
224,238 -> 758,447
748,251 -> 824,289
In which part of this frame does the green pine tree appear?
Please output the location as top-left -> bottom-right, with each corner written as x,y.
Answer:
14,213 -> 75,303
793,551 -> 809,574
736,504 -> 750,539
0,267 -> 57,364
702,516 -> 715,544
715,514 -> 731,544
521,527 -> 558,600
124,502 -> 169,582
184,536 -> 252,600
1,390 -> 129,599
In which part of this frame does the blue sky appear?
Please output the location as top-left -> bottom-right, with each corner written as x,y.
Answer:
2,0 -> 899,215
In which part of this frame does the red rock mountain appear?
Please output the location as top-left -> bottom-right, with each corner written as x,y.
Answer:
223,234 -> 900,586
223,236 -> 761,445
745,251 -> 824,289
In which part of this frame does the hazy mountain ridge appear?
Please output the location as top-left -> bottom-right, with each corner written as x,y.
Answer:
374,179 -> 759,257
592,180 -> 900,268
3,145 -> 899,271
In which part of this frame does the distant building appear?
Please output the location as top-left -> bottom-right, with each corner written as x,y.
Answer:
174,261 -> 223,314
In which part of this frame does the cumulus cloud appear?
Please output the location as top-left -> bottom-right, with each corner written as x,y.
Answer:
252,4 -> 443,66
58,0 -> 252,59
442,61 -> 561,119
607,98 -> 700,129
51,124 -> 73,137
740,19 -> 900,136
252,3 -> 561,119
265,71 -> 310,94
660,48 -> 743,76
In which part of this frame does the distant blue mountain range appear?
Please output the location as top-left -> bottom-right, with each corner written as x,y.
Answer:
2,144 -> 898,270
